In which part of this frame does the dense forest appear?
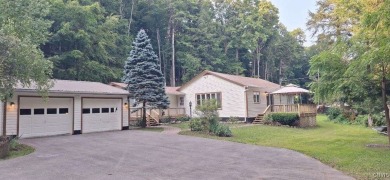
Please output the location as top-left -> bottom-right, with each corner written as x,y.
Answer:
1,0 -> 389,131
35,0 -> 311,87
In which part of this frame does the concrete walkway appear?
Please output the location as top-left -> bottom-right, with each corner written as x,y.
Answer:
0,130 -> 354,180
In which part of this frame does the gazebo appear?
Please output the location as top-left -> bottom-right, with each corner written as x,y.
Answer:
271,84 -> 310,105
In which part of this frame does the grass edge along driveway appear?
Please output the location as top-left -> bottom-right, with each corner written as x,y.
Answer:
179,115 -> 390,179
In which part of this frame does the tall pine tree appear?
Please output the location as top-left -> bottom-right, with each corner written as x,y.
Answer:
123,29 -> 169,128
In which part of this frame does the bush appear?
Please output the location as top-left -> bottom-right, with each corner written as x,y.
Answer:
214,124 -> 232,137
326,107 -> 343,120
160,116 -> 174,124
354,114 -> 368,125
189,118 -> 203,131
176,116 -> 191,122
227,116 -> 239,124
334,114 -> 349,124
268,113 -> 299,126
372,113 -> 386,126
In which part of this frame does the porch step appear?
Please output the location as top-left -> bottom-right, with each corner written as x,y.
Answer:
253,114 -> 264,124
147,118 -> 159,126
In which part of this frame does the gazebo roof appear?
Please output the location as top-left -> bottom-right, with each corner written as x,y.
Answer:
271,84 -> 310,94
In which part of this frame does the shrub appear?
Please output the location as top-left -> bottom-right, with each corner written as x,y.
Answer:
354,115 -> 368,126
214,124 -> 232,137
176,116 -> 191,122
326,107 -> 342,120
160,116 -> 174,124
189,118 -> 203,131
227,116 -> 239,124
372,113 -> 386,126
334,114 -> 350,124
268,113 -> 299,126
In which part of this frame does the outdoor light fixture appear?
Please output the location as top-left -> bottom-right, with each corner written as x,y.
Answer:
124,102 -> 128,107
10,102 -> 15,107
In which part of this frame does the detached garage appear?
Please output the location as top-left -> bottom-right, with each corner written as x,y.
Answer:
0,80 -> 129,138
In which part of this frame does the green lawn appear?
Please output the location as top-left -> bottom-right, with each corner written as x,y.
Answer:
135,127 -> 164,132
179,115 -> 390,179
0,141 -> 35,161
169,122 -> 190,130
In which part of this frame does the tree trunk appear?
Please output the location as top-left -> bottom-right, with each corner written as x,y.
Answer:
368,113 -> 373,127
119,0 -> 124,19
127,0 -> 135,36
171,24 -> 176,87
235,48 -> 239,61
257,47 -> 260,78
141,101 -> 147,128
381,69 -> 390,144
157,29 -> 162,72
279,59 -> 282,85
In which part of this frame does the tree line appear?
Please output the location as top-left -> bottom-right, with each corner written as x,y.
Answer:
2,0 -> 311,90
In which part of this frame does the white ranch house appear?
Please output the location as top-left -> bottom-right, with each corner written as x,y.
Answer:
0,70 -> 316,139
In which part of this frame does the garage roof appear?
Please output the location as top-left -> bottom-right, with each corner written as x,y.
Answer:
16,80 -> 129,95
109,82 -> 183,95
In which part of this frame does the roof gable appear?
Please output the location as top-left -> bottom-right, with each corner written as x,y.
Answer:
178,70 -> 280,92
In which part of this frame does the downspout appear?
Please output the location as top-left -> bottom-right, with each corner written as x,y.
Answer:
3,101 -> 6,136
244,86 -> 249,122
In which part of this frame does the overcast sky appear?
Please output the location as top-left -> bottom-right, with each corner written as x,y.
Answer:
269,0 -> 318,46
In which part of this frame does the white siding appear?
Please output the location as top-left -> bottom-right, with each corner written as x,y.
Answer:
6,96 -> 18,135
180,74 -> 246,118
0,102 -> 3,135
167,94 -> 178,108
246,88 -> 268,117
122,97 -> 129,127
4,92 -> 128,136
74,96 -> 82,131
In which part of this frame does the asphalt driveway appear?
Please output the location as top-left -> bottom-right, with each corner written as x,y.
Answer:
0,130 -> 353,180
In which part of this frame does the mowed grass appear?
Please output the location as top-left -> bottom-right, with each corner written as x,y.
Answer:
179,115 -> 390,179
135,127 -> 164,132
0,142 -> 35,161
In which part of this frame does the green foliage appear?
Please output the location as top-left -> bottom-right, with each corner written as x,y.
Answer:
193,99 -> 232,137
214,124 -> 232,137
325,107 -> 343,120
267,113 -> 299,126
159,116 -> 174,124
189,118 -> 203,131
0,0 -> 53,101
227,116 -> 239,124
177,116 -> 191,122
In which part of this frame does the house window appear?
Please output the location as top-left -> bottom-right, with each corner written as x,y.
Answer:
253,92 -> 260,103
195,92 -> 222,108
179,97 -> 184,106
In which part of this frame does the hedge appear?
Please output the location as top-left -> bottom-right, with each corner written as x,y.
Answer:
265,113 -> 299,126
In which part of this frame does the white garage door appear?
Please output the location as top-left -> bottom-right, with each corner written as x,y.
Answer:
82,98 -> 122,133
19,97 -> 73,138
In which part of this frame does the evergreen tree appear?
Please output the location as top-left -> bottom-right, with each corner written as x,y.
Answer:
123,29 -> 169,128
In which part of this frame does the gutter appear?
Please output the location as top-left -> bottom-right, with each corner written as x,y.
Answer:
2,101 -> 6,136
244,86 -> 249,122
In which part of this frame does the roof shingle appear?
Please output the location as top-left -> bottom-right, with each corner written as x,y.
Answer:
16,80 -> 129,95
